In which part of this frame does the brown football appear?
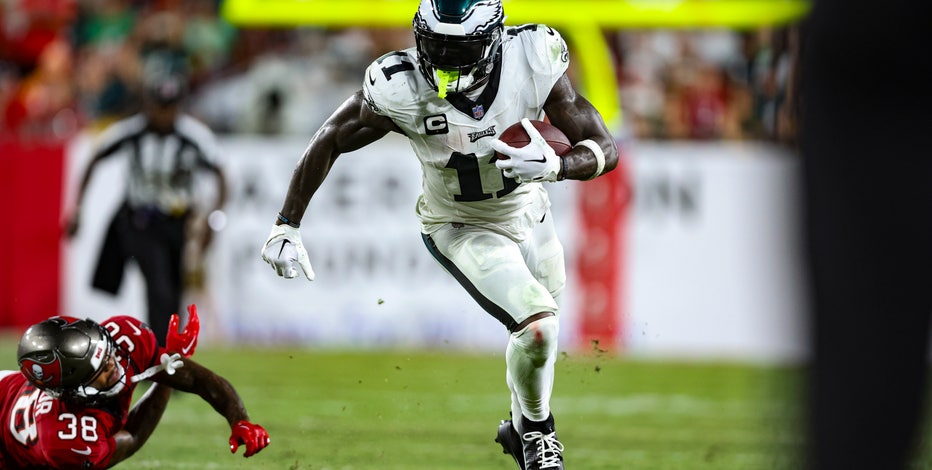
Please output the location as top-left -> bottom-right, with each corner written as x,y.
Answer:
495,120 -> 572,159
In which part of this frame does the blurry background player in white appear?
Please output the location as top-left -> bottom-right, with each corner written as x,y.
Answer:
260,0 -> 617,468
65,50 -> 229,347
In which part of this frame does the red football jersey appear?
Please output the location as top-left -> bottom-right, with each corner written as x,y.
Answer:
0,316 -> 166,469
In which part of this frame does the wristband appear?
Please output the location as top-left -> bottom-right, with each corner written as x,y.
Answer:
574,139 -> 605,180
277,213 -> 300,228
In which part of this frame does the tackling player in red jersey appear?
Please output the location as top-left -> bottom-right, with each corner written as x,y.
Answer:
0,305 -> 269,469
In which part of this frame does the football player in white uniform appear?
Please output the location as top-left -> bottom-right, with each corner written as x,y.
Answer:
261,1 -> 617,468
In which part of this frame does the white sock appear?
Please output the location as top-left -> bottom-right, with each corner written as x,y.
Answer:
506,315 -> 559,434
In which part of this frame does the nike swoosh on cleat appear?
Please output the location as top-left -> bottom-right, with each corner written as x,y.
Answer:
71,446 -> 92,455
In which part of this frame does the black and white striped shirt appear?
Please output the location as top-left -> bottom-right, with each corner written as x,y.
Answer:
92,113 -> 222,215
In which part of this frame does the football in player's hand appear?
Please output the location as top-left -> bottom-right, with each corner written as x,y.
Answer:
495,120 -> 572,160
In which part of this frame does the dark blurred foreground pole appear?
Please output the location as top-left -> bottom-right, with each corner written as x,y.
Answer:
802,0 -> 932,469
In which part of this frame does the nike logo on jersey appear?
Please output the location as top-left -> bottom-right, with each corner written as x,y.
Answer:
71,446 -> 92,455
368,70 -> 377,86
128,322 -> 142,336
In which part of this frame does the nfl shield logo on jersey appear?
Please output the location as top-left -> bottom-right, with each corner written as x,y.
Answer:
472,104 -> 485,119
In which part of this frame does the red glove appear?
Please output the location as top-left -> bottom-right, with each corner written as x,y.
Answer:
229,420 -> 270,457
166,304 -> 200,358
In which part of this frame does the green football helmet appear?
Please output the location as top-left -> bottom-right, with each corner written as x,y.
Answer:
413,0 -> 506,96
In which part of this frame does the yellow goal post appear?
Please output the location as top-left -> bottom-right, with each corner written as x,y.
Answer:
221,0 -> 811,127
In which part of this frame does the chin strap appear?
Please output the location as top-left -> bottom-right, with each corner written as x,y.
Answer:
76,362 -> 127,400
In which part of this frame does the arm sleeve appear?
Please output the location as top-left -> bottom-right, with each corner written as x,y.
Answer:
361,50 -> 421,123
362,61 -> 391,118
528,25 -> 571,107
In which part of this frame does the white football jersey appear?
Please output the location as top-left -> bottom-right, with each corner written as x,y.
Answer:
362,24 -> 570,240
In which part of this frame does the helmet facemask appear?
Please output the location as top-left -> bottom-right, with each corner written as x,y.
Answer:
413,0 -> 505,98
68,347 -> 127,406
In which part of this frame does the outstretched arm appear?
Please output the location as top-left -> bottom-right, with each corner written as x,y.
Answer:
261,90 -> 397,280
153,358 -> 269,457
191,164 -> 229,258
543,73 -> 619,180
155,358 -> 247,426
65,150 -> 110,238
277,90 -> 398,226
107,383 -> 172,468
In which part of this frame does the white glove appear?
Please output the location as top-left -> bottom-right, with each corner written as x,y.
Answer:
261,224 -> 315,281
490,118 -> 562,183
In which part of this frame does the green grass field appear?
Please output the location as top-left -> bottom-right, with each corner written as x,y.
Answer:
2,335 -> 811,469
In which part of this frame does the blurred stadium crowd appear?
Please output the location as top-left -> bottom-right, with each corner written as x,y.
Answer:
612,27 -> 799,144
0,0 -> 798,144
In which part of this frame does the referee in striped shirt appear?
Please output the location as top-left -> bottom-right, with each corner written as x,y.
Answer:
66,70 -> 228,346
